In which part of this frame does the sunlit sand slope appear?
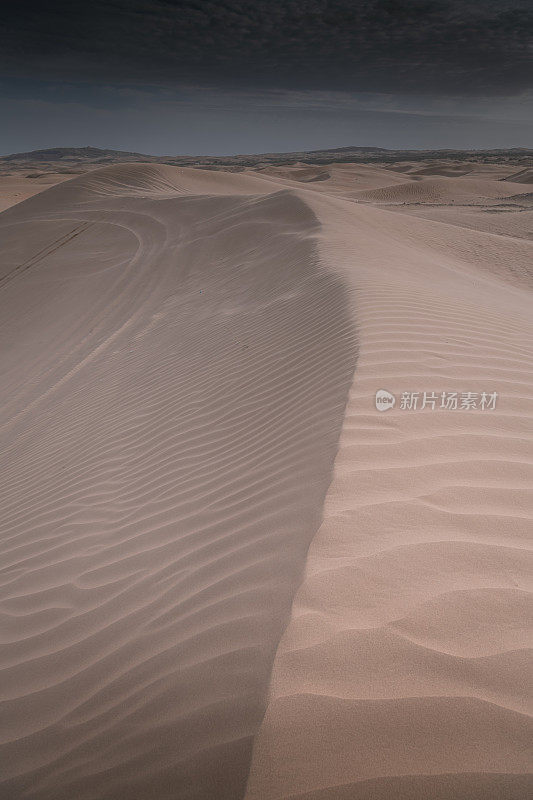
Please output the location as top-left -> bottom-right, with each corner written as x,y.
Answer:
0,165 -> 356,800
245,193 -> 533,799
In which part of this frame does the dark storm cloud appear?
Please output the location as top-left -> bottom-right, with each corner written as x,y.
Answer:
1,1 -> 532,95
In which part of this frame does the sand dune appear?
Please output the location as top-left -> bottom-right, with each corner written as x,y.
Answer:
354,175 -> 528,204
0,164 -> 356,799
408,164 -> 474,177
254,164 -> 331,183
0,173 -> 75,212
503,168 -> 533,184
250,163 -> 412,197
244,185 -> 533,798
390,204 -> 533,241
1,160 -> 532,799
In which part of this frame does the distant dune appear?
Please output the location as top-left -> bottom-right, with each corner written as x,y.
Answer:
502,168 -> 533,184
354,176 -> 529,204
0,157 -> 532,799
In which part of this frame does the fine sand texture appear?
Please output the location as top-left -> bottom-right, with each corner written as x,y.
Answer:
244,169 -> 533,798
0,173 -> 75,212
1,159 -> 532,799
0,164 -> 356,799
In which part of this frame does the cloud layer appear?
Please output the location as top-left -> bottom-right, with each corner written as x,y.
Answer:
3,1 -> 532,95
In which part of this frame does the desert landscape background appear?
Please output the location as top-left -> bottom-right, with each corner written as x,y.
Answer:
0,146 -> 532,799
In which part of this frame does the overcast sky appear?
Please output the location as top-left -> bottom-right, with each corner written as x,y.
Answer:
1,1 -> 532,155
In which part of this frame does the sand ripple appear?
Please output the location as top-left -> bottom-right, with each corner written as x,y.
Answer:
244,191 -> 533,799
0,165 -> 356,799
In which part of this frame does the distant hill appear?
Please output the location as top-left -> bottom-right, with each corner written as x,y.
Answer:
1,145 -> 531,174
2,146 -> 155,164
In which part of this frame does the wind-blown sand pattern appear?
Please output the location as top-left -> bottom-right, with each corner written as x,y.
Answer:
0,164 -> 356,799
244,177 -> 533,799
1,159 -> 532,799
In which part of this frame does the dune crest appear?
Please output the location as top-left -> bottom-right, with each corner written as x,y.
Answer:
0,165 -> 356,799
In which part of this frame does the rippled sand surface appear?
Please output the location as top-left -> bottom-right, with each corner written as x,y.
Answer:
1,160 -> 532,799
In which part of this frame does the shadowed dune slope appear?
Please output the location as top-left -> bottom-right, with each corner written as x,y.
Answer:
0,165 -> 357,800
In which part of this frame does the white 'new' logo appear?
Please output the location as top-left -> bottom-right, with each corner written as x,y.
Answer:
375,389 -> 396,412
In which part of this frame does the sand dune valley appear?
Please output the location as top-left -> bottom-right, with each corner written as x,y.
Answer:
0,151 -> 532,800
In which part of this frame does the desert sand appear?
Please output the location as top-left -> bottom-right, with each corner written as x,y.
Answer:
0,158 -> 532,799
0,173 -> 75,213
